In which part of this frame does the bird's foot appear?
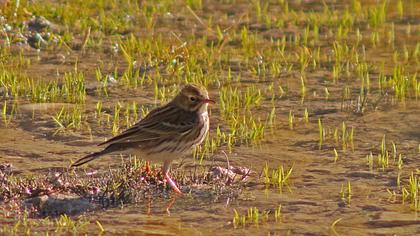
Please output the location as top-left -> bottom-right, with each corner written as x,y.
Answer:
165,173 -> 182,194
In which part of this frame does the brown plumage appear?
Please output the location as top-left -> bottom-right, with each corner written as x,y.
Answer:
71,84 -> 214,193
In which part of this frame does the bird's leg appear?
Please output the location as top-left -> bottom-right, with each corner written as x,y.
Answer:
145,161 -> 150,174
166,197 -> 177,215
165,172 -> 182,194
163,161 -> 182,194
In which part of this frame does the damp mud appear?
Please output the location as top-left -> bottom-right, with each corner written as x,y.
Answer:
0,0 -> 419,235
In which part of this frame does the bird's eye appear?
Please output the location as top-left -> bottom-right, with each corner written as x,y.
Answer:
190,96 -> 196,102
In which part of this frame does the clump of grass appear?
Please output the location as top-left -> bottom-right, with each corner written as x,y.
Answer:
186,0 -> 202,10
401,172 -> 419,211
111,102 -> 122,135
377,135 -> 389,170
288,110 -> 294,130
367,1 -> 387,28
274,205 -> 282,222
318,118 -> 324,149
193,133 -> 218,163
0,69 -> 28,99
52,106 -> 85,133
263,162 -> 293,191
95,67 -> 108,96
335,122 -> 354,150
367,136 -> 407,171
154,83 -> 178,104
94,101 -> 144,136
318,120 -> 355,151
215,85 -> 269,152
303,108 -> 309,123
0,213 -> 93,235
267,107 -> 276,128
333,148 -> 339,163
366,152 -> 374,171
232,207 -> 270,229
1,101 -> 17,126
62,70 -> 86,103
0,66 -> 86,104
95,101 -> 103,119
340,180 -> 352,204
378,65 -> 419,100
240,26 -> 257,59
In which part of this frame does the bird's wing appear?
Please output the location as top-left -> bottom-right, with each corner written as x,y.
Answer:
99,104 -> 197,146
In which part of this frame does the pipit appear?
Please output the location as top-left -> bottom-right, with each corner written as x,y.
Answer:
71,84 -> 214,194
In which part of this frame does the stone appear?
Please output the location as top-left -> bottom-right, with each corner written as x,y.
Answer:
23,193 -> 96,217
27,16 -> 51,32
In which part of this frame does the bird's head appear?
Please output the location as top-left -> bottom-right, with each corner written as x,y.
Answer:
172,84 -> 215,112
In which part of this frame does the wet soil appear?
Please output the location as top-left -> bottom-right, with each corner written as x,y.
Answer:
1,0 -> 420,235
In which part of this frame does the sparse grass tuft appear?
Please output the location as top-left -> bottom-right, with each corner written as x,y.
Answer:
263,162 -> 293,192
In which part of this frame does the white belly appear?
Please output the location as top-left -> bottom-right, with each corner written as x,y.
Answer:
195,111 -> 209,146
125,148 -> 184,162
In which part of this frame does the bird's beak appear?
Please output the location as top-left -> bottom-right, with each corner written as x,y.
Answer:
202,98 -> 215,104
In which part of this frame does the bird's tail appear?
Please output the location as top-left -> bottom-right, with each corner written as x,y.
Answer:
71,151 -> 103,167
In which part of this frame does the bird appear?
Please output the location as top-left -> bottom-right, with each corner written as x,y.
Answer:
71,84 -> 214,194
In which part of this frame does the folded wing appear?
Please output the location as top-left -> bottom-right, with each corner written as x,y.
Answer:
99,103 -> 197,146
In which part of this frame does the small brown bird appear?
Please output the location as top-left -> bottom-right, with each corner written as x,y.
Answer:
71,84 -> 214,193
